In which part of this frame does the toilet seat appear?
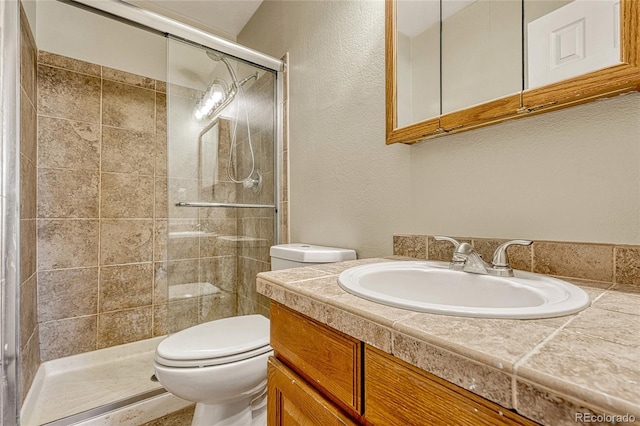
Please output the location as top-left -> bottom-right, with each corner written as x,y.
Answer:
155,315 -> 271,368
155,344 -> 272,368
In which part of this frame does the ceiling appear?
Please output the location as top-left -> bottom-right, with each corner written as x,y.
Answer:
126,0 -> 264,39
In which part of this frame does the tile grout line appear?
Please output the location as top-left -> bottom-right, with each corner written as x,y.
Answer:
151,86 -> 162,337
509,297 -> 604,411
34,56 -> 43,364
96,65 -> 103,350
530,241 -> 534,272
36,60 -> 101,79
511,283 -> 621,413
424,235 -> 429,260
37,112 -> 159,132
612,245 -> 617,284
38,60 -> 158,92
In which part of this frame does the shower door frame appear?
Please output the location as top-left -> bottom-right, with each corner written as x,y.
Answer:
69,0 -> 283,71
0,0 -> 22,423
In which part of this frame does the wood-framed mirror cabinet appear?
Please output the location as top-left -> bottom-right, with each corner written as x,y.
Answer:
386,0 -> 640,145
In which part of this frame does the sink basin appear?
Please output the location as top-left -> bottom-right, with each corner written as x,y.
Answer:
338,261 -> 590,319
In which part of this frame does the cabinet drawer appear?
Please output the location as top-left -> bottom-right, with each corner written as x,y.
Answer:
364,345 -> 538,426
268,357 -> 358,426
270,302 -> 362,414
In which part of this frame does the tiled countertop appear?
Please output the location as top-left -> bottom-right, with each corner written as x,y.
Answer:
256,257 -> 640,426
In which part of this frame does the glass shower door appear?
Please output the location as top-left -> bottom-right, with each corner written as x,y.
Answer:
165,37 -> 277,333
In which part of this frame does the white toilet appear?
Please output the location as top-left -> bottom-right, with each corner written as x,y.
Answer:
153,243 -> 356,426
154,315 -> 272,425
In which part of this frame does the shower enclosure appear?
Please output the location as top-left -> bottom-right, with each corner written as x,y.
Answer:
2,0 -> 284,423
165,37 -> 278,333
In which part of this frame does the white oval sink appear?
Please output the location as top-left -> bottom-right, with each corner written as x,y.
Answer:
338,261 -> 590,319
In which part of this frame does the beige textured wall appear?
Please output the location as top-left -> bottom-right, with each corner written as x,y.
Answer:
410,94 -> 640,244
238,0 -> 640,255
238,0 -> 412,258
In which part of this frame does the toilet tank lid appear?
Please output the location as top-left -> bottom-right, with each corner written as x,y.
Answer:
270,243 -> 356,263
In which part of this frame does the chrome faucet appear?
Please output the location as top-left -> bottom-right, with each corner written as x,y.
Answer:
433,236 -> 532,277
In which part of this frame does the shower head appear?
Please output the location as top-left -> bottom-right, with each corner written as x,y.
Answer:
205,50 -> 239,87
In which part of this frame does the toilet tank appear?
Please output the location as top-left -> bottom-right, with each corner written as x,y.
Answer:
270,243 -> 356,271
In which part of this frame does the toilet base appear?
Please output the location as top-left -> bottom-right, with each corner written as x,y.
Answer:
190,395 -> 267,426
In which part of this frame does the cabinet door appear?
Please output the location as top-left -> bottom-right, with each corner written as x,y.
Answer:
267,357 -> 359,426
270,302 -> 362,414
364,346 -> 539,426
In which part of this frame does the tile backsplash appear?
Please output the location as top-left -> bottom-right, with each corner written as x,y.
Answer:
393,235 -> 639,286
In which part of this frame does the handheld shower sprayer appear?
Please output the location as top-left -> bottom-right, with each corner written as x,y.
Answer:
200,49 -> 262,190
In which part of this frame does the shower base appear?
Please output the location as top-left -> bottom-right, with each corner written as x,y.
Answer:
21,336 -> 190,425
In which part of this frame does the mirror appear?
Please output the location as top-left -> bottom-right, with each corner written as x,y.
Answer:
525,0 -> 621,90
442,0 -> 523,115
395,0 -> 441,128
386,0 -> 640,145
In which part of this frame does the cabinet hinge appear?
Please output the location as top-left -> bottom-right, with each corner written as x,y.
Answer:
443,125 -> 463,133
517,101 -> 558,114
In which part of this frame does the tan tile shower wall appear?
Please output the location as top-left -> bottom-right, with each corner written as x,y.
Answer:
19,4 -> 40,403
36,52 -> 168,361
35,52 -> 286,359
393,235 -> 640,286
236,72 -> 277,317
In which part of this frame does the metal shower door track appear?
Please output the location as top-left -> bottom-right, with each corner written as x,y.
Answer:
42,388 -> 167,426
63,0 -> 283,72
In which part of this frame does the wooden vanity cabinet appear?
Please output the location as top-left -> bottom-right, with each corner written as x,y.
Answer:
269,302 -> 362,417
268,302 -> 539,426
267,357 -> 359,426
364,346 -> 537,426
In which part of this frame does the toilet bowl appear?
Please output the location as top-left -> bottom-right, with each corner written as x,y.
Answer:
153,315 -> 273,426
154,244 -> 356,425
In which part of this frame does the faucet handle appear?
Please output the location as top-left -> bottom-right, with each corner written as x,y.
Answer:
433,235 -> 461,248
491,240 -> 532,268
434,236 -> 473,255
